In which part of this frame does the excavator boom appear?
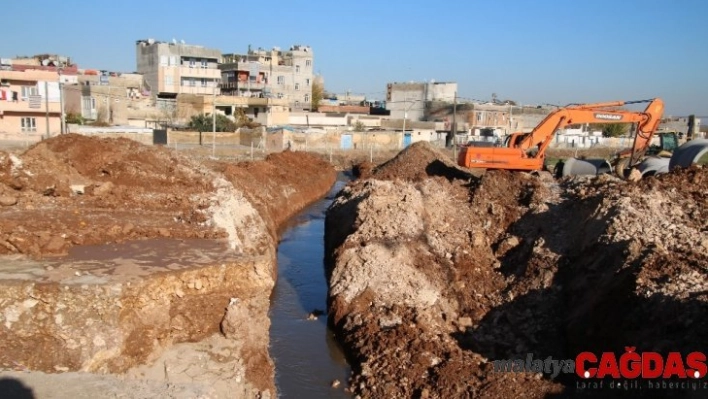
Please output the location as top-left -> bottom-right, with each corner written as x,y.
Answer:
457,98 -> 664,171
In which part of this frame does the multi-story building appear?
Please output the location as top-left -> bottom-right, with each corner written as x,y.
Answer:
135,39 -> 222,105
64,71 -> 148,124
219,45 -> 314,110
386,81 -> 458,121
0,58 -> 73,135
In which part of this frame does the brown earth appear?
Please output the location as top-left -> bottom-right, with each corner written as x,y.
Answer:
0,134 -> 337,398
325,141 -> 707,398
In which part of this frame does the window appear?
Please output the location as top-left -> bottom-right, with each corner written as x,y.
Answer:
160,55 -> 168,66
164,75 -> 173,86
201,59 -> 208,69
20,86 -> 38,100
306,60 -> 312,67
277,76 -> 284,85
295,65 -> 300,73
306,78 -> 310,86
21,117 -> 36,132
201,78 -> 207,87
169,56 -> 177,66
189,58 -> 196,68
295,83 -> 299,91
305,94 -> 310,102
189,78 -> 195,87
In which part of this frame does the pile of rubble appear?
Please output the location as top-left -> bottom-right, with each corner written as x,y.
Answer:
325,141 -> 707,398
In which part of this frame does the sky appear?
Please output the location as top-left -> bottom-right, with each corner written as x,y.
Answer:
2,0 -> 707,116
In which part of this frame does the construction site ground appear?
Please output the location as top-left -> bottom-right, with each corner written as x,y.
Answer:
325,142 -> 707,398
0,134 -> 337,398
0,136 -> 706,398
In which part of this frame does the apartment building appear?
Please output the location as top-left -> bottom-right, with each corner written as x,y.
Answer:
135,39 -> 222,104
386,81 -> 457,122
64,72 -> 148,124
220,45 -> 314,110
0,60 -> 64,135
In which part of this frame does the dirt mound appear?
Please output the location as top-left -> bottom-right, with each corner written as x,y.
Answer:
352,161 -> 374,179
0,135 -> 336,260
372,141 -> 471,182
326,158 -> 707,397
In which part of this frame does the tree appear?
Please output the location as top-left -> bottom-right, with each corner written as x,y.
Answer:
188,113 -> 237,132
311,80 -> 324,111
591,123 -> 629,138
353,121 -> 365,132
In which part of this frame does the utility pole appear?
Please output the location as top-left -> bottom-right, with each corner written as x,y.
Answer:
59,70 -> 65,134
401,97 -> 407,148
107,85 -> 112,124
212,82 -> 217,157
452,91 -> 457,160
44,81 -> 50,138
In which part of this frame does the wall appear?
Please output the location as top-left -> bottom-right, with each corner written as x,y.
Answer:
289,112 -> 347,126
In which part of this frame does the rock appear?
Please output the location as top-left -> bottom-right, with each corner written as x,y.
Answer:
158,228 -> 171,237
627,169 -> 642,182
0,195 -> 18,206
331,379 -> 341,388
122,223 -> 134,234
70,184 -> 85,195
93,181 -> 114,196
44,236 -> 66,253
458,317 -> 473,328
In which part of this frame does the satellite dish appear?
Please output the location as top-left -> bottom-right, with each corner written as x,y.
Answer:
180,39 -> 185,44
172,38 -> 177,44
41,59 -> 50,66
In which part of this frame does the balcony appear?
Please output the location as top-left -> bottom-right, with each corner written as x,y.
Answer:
0,99 -> 61,114
219,81 -> 266,91
177,66 -> 220,79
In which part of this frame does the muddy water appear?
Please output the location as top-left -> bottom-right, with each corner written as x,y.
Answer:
270,175 -> 351,398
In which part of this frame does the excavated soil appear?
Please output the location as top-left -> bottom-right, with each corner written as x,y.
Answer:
325,141 -> 707,398
0,134 -> 336,398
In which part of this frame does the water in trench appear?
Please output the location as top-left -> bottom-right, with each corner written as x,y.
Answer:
269,173 -> 352,398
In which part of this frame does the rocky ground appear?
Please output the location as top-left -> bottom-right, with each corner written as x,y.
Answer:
0,134 -> 336,398
325,141 -> 707,398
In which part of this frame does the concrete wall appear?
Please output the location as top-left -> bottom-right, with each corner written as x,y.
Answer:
289,112 -> 347,127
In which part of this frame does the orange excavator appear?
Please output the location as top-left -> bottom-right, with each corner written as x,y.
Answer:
457,98 -> 665,174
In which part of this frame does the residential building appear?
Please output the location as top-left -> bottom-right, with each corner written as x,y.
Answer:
386,81 -> 458,121
220,45 -> 314,110
0,59 -> 66,135
135,38 -> 222,106
177,94 -> 290,127
64,72 -> 150,125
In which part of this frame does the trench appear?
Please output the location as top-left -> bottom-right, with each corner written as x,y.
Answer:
269,172 -> 352,398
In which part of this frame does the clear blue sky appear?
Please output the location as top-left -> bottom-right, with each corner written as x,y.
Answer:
2,0 -> 706,116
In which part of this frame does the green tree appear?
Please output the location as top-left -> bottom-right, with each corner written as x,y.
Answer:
311,80 -> 324,111
592,123 -> 629,138
188,113 -> 237,132
354,121 -> 365,132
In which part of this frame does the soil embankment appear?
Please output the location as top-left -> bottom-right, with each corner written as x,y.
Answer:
0,134 -> 336,398
325,141 -> 707,398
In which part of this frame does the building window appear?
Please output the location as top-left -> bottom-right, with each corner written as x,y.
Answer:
295,65 -> 300,73
160,55 -> 168,66
189,58 -> 196,68
306,78 -> 310,86
21,117 -> 36,132
201,59 -> 208,69
201,78 -> 207,87
295,83 -> 299,91
277,76 -> 284,85
20,86 -> 38,100
306,60 -> 311,67
164,75 -> 173,86
169,56 -> 177,66
305,94 -> 310,102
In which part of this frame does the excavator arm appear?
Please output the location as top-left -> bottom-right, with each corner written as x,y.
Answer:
458,98 -> 664,171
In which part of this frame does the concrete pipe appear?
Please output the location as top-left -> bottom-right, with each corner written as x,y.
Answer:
669,139 -> 708,169
561,157 -> 613,177
637,157 -> 670,177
